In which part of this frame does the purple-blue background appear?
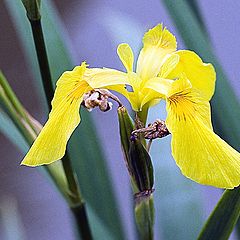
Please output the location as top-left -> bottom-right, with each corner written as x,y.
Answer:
0,1 -> 240,239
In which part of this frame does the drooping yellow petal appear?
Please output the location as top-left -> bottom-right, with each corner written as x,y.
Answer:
166,78 -> 240,189
167,50 -> 216,101
22,63 -> 90,166
136,24 -> 177,81
51,62 -> 88,111
117,43 -> 134,72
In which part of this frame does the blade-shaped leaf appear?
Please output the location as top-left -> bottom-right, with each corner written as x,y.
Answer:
198,187 -> 240,240
0,110 -> 28,153
5,0 -> 124,238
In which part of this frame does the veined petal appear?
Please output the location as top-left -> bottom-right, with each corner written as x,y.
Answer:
158,54 -> 180,78
85,68 -> 129,89
166,78 -> 240,188
144,77 -> 174,97
140,77 -> 173,109
117,43 -> 134,72
136,24 -> 177,81
168,50 -> 216,101
51,62 -> 88,111
22,63 -> 90,166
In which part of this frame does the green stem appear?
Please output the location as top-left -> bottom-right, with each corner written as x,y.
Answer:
118,107 -> 155,239
28,18 -> 93,239
198,187 -> 240,240
0,91 -> 34,145
62,155 -> 82,206
71,204 -> 93,240
0,71 -> 37,135
135,195 -> 154,240
136,105 -> 149,127
30,19 -> 54,108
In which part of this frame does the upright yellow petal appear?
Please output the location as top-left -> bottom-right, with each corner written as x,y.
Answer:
136,24 -> 177,81
22,63 -> 90,166
166,78 -> 240,188
167,50 -> 216,101
158,54 -> 179,78
117,43 -> 134,72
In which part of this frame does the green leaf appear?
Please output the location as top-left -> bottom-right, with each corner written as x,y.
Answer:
198,187 -> 240,240
21,0 -> 41,20
5,0 -> 124,238
0,110 -> 28,153
185,0 -> 206,33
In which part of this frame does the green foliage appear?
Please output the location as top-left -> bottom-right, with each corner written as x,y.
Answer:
0,110 -> 28,152
198,187 -> 240,240
21,0 -> 41,20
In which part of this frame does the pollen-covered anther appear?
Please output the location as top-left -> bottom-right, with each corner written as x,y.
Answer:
82,89 -> 122,112
132,119 -> 170,140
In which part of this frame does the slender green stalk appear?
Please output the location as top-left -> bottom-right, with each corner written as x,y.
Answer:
0,90 -> 34,145
62,156 -> 82,206
118,106 -> 154,240
0,71 -> 37,134
24,11 -> 93,239
136,105 -> 149,127
29,19 -> 54,109
198,187 -> 240,240
72,204 -> 93,240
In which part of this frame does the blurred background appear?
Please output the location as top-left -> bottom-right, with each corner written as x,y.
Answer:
0,0 -> 240,239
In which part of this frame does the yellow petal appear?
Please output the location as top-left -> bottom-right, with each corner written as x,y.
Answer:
85,68 -> 129,89
168,50 -> 216,101
51,62 -> 88,110
136,24 -> 177,81
166,78 -> 240,188
22,63 -> 90,166
140,77 -> 173,109
144,77 -> 174,97
158,54 -> 180,78
117,43 -> 134,72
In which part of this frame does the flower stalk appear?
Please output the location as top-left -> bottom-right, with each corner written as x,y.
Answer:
118,106 -> 155,240
21,0 -> 41,21
20,1 -> 93,238
29,18 -> 54,110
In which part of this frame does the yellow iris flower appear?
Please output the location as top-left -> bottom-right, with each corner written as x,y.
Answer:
22,24 -> 240,189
